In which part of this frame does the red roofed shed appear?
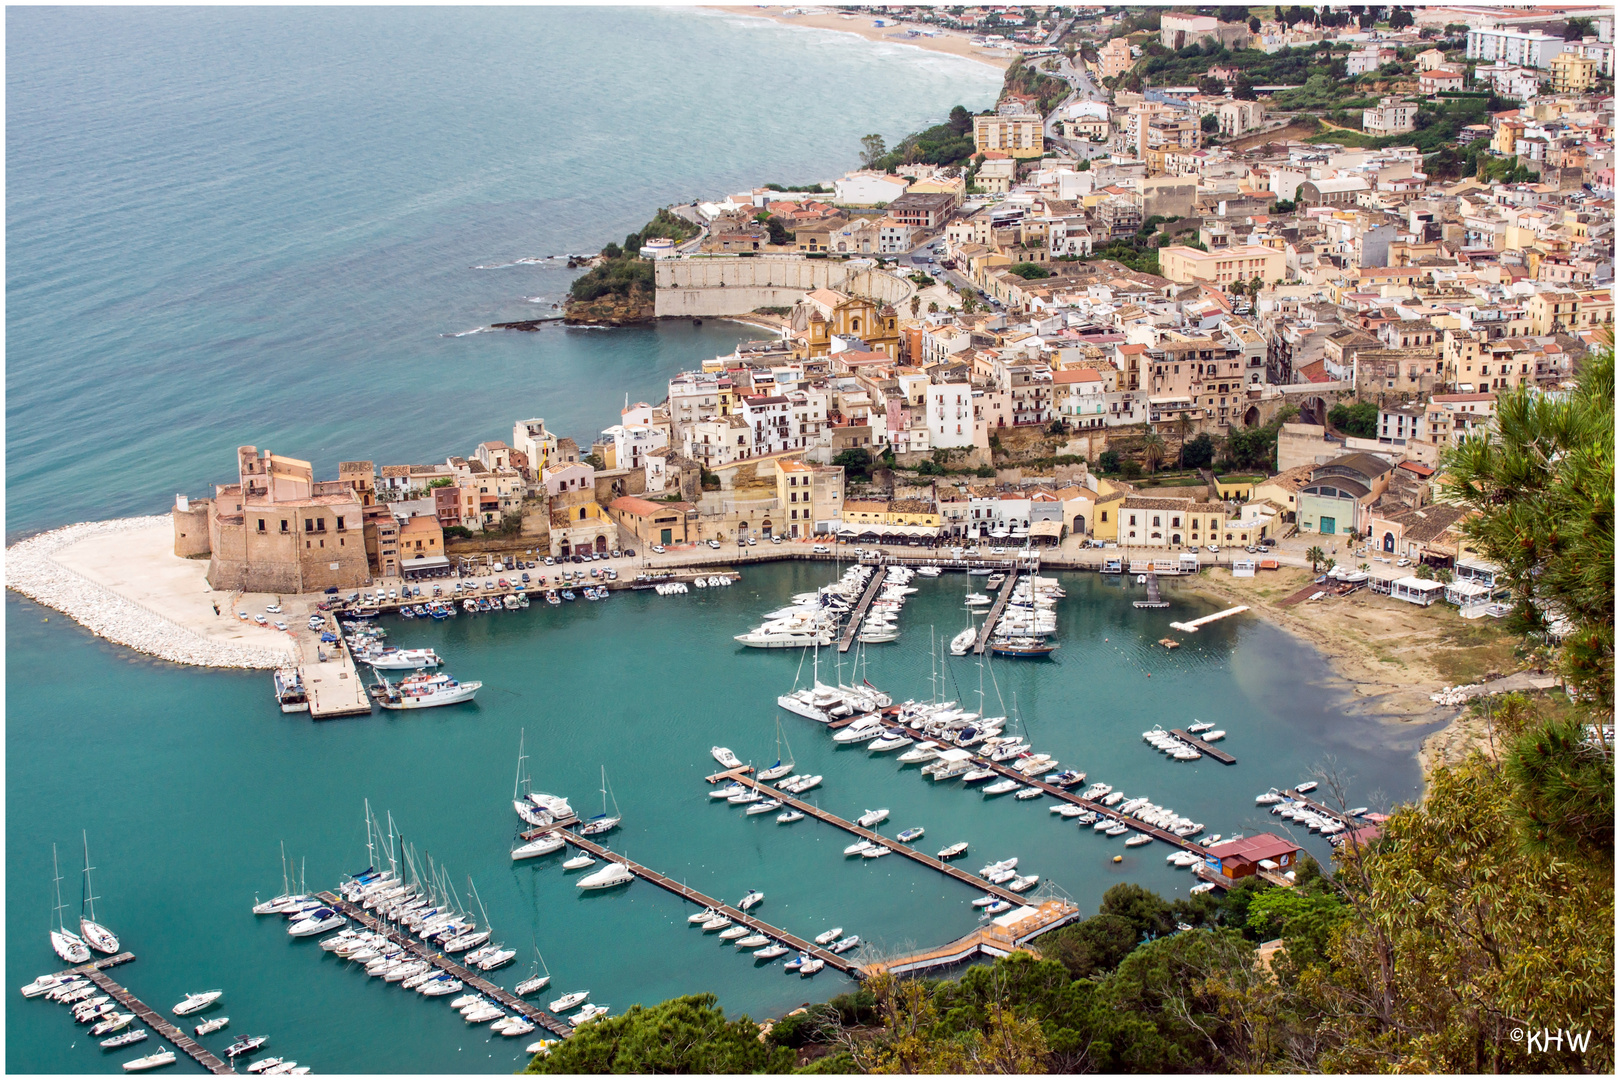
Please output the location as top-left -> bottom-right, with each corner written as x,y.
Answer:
1204,832 -> 1303,881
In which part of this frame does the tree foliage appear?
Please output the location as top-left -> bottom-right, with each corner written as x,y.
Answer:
525,993 -> 793,1073
1444,343 -> 1614,706
1327,400 -> 1378,438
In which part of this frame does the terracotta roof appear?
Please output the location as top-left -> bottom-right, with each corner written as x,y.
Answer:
1206,832 -> 1300,864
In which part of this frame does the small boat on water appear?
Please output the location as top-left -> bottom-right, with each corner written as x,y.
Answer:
1007,874 -> 1040,893
1295,780 -> 1318,793
225,1035 -> 268,1059
246,1059 -> 284,1075
948,626 -> 977,656
93,1013 -> 137,1036
701,914 -> 732,932
813,927 -> 843,946
172,991 -> 223,1017
856,808 -> 889,828
861,845 -> 890,859
718,926 -> 750,941
1125,835 -> 1153,848
739,890 -> 764,911
895,827 -> 924,844
1015,786 -> 1045,800
570,1004 -> 608,1026
982,779 -> 1020,796
123,1049 -> 177,1072
754,944 -> 790,960
550,990 -> 589,1013
194,1017 -> 230,1037
102,1029 -> 149,1049
783,953 -> 808,972
736,933 -> 769,949
843,840 -> 874,857
830,935 -> 860,954
710,746 -> 742,769
937,842 -> 968,860
800,958 -> 826,976
776,810 -> 805,824
49,845 -> 92,964
511,833 -> 565,861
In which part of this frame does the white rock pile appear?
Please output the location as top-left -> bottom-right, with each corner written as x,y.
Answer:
1430,684 -> 1477,707
6,516 -> 290,669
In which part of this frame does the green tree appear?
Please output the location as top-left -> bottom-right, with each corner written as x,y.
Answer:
1181,432 -> 1216,470
859,133 -> 888,168
1443,342 -> 1614,705
1248,16 -> 1262,33
1327,400 -> 1378,438
948,104 -> 973,134
1201,112 -> 1220,134
1305,544 -> 1327,571
764,216 -> 792,246
525,994 -> 793,1073
1097,449 -> 1120,473
1387,7 -> 1413,29
1141,431 -> 1167,475
1009,262 -> 1052,280
1100,882 -> 1175,940
832,447 -> 875,481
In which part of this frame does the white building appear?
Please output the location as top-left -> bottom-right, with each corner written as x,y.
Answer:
511,418 -> 556,477
925,382 -> 976,448
542,461 -> 595,497
833,171 -> 910,206
1466,27 -> 1566,70
599,422 -> 669,472
1053,368 -> 1108,429
667,371 -> 728,430
1362,97 -> 1416,136
684,416 -> 751,468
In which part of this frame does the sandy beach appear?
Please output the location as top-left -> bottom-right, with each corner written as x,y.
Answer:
706,6 -> 1018,70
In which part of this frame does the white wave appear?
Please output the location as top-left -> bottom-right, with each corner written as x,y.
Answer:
440,326 -> 495,337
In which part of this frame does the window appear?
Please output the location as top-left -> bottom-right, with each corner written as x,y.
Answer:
281,519 -> 289,533
305,518 -> 314,531
336,516 -> 345,531
257,519 -> 265,533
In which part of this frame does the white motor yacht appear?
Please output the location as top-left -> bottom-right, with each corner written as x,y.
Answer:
570,1004 -> 608,1026
561,853 -> 595,871
575,862 -> 632,891
813,927 -> 843,946
172,991 -> 224,1016
123,1050 -> 178,1072
856,808 -> 889,828
710,746 -> 742,769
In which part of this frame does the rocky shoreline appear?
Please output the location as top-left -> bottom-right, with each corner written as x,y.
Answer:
7,517 -> 291,670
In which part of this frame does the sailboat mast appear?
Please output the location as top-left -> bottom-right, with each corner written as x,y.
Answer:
363,800 -> 375,871
52,844 -> 66,932
82,831 -> 99,924
514,729 -> 527,801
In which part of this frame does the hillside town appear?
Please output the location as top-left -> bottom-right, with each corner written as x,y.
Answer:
177,4 -> 1610,617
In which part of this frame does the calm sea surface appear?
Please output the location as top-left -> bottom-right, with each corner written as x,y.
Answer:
7,8 -> 1430,1075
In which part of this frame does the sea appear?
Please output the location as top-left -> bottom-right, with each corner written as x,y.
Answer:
6,8 -> 1433,1075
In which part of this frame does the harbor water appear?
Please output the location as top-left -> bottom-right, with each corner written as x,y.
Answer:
6,567 -> 1433,1073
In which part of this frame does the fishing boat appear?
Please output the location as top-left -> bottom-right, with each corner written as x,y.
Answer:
373,671 -> 481,710
102,1030 -> 149,1050
194,1017 -> 230,1037
895,827 -> 924,844
122,1049 -> 177,1071
172,990 -> 223,1016
710,746 -> 742,769
576,767 -> 622,836
49,845 -> 92,964
739,890 -> 764,911
937,842 -> 969,860
576,862 -> 632,891
272,668 -> 309,713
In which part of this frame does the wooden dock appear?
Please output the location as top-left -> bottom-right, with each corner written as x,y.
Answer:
1132,571 -> 1170,609
1168,728 -> 1237,765
75,958 -> 234,1074
972,572 -> 1023,655
316,892 -> 575,1037
1282,788 -> 1351,826
857,900 -> 1077,978
545,831 -> 857,975
1169,605 -> 1249,632
712,770 -> 1034,907
838,570 -> 888,653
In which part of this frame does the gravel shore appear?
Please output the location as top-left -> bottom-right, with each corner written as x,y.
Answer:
7,516 -> 292,669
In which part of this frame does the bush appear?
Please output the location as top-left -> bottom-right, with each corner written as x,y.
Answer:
974,464 -> 995,478
1009,262 -> 1052,280
1181,432 -> 1216,469
1098,449 -> 1120,473
442,525 -> 472,540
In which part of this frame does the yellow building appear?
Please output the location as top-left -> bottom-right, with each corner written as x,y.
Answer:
1525,289 -> 1580,336
1550,50 -> 1598,94
1092,491 -> 1126,542
1099,36 -> 1133,79
775,458 -> 819,539
1158,244 -> 1285,287
906,174 -> 966,207
789,288 -> 901,361
974,114 -> 1044,159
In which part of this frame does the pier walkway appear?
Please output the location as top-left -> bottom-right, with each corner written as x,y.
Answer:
1169,605 -> 1249,632
1132,571 -> 1170,609
857,900 -> 1077,979
546,831 -> 856,975
972,572 -> 1022,655
1168,729 -> 1237,765
838,570 -> 888,653
316,892 -> 574,1037
1282,788 -> 1350,826
711,770 -> 1033,907
75,957 -> 234,1074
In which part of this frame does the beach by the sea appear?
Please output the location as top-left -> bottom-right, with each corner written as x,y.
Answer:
707,5 -> 1019,69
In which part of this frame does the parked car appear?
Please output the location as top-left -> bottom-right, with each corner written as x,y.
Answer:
623,549 -> 635,557
707,539 -> 721,549
651,545 -> 666,554
265,603 -> 282,614
771,536 -> 782,544
610,549 -> 621,558
1206,545 -> 1219,553
1397,558 -> 1412,567
544,556 -> 555,565
747,536 -> 757,546
571,555 -> 583,564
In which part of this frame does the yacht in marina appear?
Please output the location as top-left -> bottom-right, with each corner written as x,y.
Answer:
734,620 -> 834,649
813,927 -> 843,946
123,1049 -> 177,1072
856,808 -> 889,828
101,1029 -> 149,1050
287,907 -> 345,937
757,720 -> 797,781
710,746 -> 742,769
570,1004 -> 608,1026
360,647 -> 442,670
754,943 -> 790,960
514,949 -> 552,996
576,862 -> 632,891
577,766 -> 622,836
511,832 -> 565,861
373,671 -> 481,710
224,1035 -> 268,1059
561,852 -> 595,870
549,990 -> 589,1013
172,991 -> 224,1017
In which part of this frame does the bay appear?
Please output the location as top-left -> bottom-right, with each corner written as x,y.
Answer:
6,569 -> 1431,1073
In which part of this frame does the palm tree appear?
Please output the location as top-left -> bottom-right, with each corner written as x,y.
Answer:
1305,545 -> 1327,572
1142,432 -> 1167,476
910,296 -> 922,318
1174,413 -> 1192,469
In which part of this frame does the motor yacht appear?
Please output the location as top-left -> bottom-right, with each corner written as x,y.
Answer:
477,949 -> 516,971
709,782 -> 745,800
193,1017 -> 230,1037
288,908 -> 345,937
569,1004 -> 608,1026
687,908 -> 718,925
896,741 -> 941,764
172,991 -> 224,1016
936,842 -> 969,860
511,833 -> 565,861
550,990 -> 589,1013
860,845 -> 890,859
710,746 -> 742,769
701,915 -> 732,931
739,890 -> 764,911
843,840 -> 875,857
1015,786 -> 1044,800
866,733 -> 913,752
961,767 -> 996,784
225,1035 -> 268,1059
561,852 -> 596,871
895,827 -> 924,844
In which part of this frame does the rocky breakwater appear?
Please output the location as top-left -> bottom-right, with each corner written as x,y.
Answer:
7,517 -> 292,669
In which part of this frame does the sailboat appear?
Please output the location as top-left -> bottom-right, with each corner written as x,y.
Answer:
757,719 -> 796,783
512,729 -> 550,827
576,767 -> 622,836
513,947 -> 552,997
79,832 -> 120,954
50,845 -> 92,964
251,843 -> 295,916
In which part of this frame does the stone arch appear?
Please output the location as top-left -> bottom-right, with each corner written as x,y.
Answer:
761,519 -> 772,536
1072,514 -> 1086,535
1243,405 -> 1261,426
1382,531 -> 1395,553
594,535 -> 607,553
1296,395 -> 1328,425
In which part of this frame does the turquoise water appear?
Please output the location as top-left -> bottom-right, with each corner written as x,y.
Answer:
6,569 -> 1433,1073
5,6 -> 1002,538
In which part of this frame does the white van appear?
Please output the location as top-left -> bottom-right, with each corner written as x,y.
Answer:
812,544 -> 831,554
